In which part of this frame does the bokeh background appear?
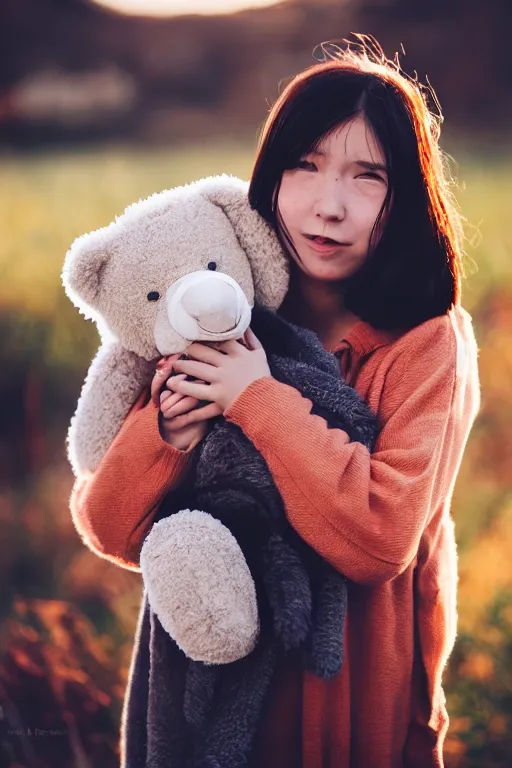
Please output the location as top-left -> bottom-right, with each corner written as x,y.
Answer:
1,1 -> 511,766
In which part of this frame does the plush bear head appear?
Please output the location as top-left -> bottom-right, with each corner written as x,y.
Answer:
62,174 -> 290,360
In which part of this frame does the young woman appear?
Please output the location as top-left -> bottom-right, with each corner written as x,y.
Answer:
70,40 -> 480,767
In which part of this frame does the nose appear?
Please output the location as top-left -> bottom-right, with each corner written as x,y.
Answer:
313,175 -> 346,222
180,280 -> 240,333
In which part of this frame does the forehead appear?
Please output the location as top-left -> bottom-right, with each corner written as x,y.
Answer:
314,117 -> 385,163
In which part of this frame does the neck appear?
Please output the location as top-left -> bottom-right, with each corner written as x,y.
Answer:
278,266 -> 361,347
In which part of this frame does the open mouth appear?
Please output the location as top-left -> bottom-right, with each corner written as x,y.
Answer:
304,233 -> 348,246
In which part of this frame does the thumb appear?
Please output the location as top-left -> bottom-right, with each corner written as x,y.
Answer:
244,326 -> 263,350
156,352 -> 181,371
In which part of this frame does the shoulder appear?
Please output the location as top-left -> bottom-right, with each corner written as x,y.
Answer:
381,304 -> 478,377
392,310 -> 455,362
372,305 -> 480,424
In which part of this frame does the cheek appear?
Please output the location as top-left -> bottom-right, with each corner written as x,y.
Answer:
354,193 -> 387,240
277,176 -> 306,226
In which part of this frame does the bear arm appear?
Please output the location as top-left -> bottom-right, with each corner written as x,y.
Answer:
69,388 -> 195,571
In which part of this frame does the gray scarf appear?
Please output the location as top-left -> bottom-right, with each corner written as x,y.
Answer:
121,304 -> 379,767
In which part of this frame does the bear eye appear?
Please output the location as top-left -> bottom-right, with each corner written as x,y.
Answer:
207,261 -> 217,271
147,291 -> 160,302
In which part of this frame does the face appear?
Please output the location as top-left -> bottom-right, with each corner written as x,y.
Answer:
277,115 -> 389,283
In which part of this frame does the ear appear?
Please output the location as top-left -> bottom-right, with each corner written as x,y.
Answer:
62,226 -> 113,317
196,174 -> 289,310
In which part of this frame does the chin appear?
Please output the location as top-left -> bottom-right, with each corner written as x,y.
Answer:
303,261 -> 353,282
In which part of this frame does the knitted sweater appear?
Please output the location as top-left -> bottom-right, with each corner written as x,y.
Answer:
70,303 -> 480,768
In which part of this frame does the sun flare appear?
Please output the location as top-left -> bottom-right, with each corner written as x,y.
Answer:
91,0 -> 284,17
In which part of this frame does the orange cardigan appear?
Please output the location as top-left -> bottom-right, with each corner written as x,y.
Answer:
70,303 -> 480,768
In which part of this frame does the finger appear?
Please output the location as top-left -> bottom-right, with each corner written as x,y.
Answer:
165,373 -> 192,391
167,377 -> 214,401
151,375 -> 165,404
166,401 -> 222,430
172,358 -> 219,382
244,326 -> 263,350
155,353 -> 181,376
161,395 -> 200,419
156,352 -> 177,367
160,390 -> 185,408
153,371 -> 186,405
190,401 -> 223,419
213,339 -> 243,355
164,372 -> 187,387
185,342 -> 225,365
151,354 -> 182,402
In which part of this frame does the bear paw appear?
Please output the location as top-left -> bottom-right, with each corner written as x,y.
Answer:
140,509 -> 259,664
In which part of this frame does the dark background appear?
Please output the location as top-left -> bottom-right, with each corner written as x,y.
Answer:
1,0 -> 511,148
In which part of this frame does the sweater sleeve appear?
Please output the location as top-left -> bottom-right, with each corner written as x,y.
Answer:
224,318 -> 468,585
69,387 -> 196,572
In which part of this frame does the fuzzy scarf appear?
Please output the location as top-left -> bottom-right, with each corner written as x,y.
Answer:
120,304 -> 379,768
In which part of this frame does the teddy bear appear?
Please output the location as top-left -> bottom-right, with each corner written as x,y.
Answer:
63,174 -> 290,666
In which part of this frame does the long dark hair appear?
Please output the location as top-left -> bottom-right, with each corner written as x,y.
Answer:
249,37 -> 464,331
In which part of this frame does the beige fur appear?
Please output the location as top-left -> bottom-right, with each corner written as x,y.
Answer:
140,510 -> 259,664
62,174 -> 289,664
63,174 -> 288,475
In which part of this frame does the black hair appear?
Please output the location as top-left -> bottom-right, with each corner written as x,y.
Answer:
249,37 -> 463,331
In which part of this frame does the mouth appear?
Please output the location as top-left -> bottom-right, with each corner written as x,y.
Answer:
304,233 -> 350,246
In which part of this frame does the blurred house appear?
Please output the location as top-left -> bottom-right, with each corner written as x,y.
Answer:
0,66 -> 136,135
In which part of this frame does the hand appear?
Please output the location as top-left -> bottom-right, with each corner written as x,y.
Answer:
151,355 -> 222,451
167,327 -> 271,413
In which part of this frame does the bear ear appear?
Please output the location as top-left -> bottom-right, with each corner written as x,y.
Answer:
196,174 -> 289,310
62,227 -> 113,316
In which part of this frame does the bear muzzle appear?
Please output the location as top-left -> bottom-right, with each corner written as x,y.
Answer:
154,270 -> 253,355
181,279 -> 240,333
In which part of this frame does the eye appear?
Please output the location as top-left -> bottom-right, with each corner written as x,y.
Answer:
357,172 -> 386,182
147,291 -> 160,302
207,261 -> 217,271
297,159 -> 317,171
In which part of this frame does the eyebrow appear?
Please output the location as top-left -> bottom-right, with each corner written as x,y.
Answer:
355,160 -> 388,174
306,150 -> 387,174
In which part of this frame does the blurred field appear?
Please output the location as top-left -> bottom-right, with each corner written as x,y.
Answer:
0,141 -> 511,767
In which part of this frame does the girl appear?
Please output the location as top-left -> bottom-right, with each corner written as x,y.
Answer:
70,39 -> 480,767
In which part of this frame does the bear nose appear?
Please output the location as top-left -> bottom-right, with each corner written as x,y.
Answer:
180,280 -> 240,333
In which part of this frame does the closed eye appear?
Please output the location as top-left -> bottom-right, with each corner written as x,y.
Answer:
357,172 -> 385,181
297,159 -> 317,171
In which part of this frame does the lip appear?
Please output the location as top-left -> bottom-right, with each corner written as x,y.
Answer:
303,234 -> 351,255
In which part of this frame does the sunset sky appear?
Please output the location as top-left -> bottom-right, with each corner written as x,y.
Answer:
92,0 -> 284,16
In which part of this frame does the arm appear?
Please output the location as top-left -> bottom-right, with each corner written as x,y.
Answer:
67,342 -> 155,476
69,387 -> 196,572
224,315 -> 480,585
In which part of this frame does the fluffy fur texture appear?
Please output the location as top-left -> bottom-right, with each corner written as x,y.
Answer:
63,174 -> 291,667
140,510 -> 259,664
62,174 -> 289,476
120,303 -> 379,768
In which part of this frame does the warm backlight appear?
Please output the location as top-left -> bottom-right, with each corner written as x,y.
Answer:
91,0 -> 284,17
